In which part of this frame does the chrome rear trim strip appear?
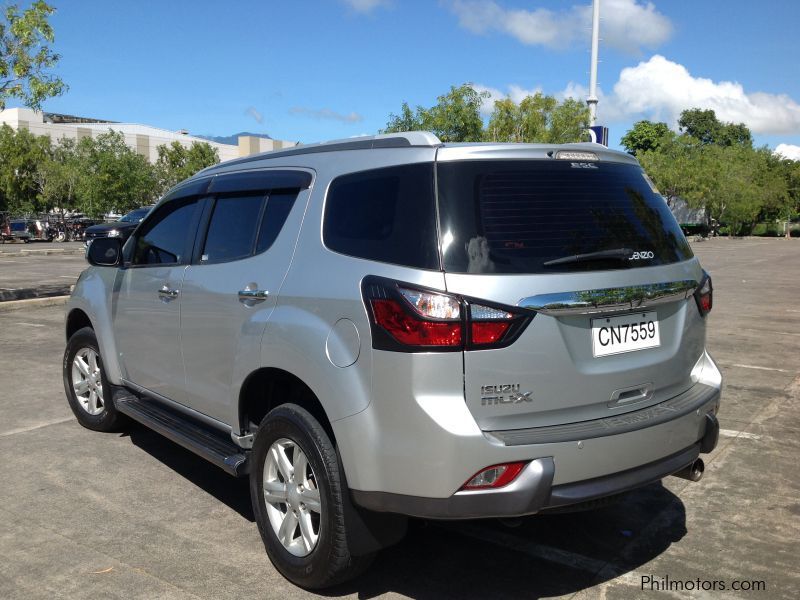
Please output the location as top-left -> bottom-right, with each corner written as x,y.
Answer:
518,279 -> 698,315
486,383 -> 718,446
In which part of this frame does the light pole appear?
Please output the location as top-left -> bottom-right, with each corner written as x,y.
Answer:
587,0 -> 600,127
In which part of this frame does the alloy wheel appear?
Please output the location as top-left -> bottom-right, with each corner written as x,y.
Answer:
263,438 -> 322,557
71,347 -> 105,416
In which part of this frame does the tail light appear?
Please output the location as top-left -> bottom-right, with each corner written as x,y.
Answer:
362,276 -> 532,352
694,272 -> 713,316
461,462 -> 528,490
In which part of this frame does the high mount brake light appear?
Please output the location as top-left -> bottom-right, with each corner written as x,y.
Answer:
694,273 -> 713,316
361,276 -> 533,352
555,150 -> 598,161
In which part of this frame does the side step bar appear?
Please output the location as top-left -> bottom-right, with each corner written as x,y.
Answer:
113,388 -> 249,477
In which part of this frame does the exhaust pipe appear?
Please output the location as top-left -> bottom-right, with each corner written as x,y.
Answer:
672,458 -> 704,482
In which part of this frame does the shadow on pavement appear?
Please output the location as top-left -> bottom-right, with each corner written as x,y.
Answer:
126,424 -> 254,521
124,423 -> 686,599
329,483 -> 686,599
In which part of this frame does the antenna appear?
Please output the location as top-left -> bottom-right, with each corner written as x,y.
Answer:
587,0 -> 600,126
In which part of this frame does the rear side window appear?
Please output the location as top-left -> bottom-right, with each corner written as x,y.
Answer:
323,163 -> 439,270
202,194 -> 264,263
437,160 -> 693,274
256,191 -> 298,254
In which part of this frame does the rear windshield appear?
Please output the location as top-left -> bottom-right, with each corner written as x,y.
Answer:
437,159 -> 692,274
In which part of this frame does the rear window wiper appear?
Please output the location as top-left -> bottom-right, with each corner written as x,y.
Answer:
542,248 -> 633,267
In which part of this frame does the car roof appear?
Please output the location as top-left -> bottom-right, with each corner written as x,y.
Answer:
196,131 -> 637,177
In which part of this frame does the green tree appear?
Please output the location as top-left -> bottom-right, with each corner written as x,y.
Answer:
620,120 -> 672,155
35,136 -> 80,214
383,84 -> 488,142
678,108 -> 752,148
0,122 -> 50,213
751,147 -> 790,224
547,97 -> 591,143
484,97 -> 521,141
637,134 -> 704,205
154,140 -> 219,195
74,131 -> 157,217
383,85 -> 589,144
485,93 -> 589,143
0,1 -> 66,110
383,102 -> 424,134
422,84 -> 488,142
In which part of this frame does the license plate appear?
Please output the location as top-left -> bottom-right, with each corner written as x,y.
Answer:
592,311 -> 660,357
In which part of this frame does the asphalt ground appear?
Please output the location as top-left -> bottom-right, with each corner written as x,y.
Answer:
0,238 -> 798,599
0,242 -> 86,300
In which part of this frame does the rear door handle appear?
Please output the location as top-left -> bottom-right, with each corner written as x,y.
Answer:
238,289 -> 269,303
158,285 -> 179,300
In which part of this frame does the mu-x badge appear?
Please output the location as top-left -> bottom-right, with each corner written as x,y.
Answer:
480,384 -> 533,406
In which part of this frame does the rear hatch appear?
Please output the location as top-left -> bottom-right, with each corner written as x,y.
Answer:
436,146 -> 705,431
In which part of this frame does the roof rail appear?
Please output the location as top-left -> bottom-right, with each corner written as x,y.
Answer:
205,131 -> 442,171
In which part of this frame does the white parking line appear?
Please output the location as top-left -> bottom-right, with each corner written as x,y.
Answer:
719,429 -> 762,440
742,328 -> 800,337
0,418 -> 73,438
15,322 -> 45,327
732,363 -> 789,373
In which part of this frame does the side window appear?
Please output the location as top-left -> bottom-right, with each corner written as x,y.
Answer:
201,194 -> 265,263
132,198 -> 200,266
255,191 -> 299,254
323,163 -> 439,269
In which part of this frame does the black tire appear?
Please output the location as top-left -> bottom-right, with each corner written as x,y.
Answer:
63,326 -> 128,432
250,404 -> 373,589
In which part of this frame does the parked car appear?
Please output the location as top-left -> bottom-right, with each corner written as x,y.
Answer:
7,219 -> 33,242
82,206 -> 153,245
64,132 -> 721,589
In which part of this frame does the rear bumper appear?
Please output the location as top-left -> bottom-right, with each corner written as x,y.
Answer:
339,354 -> 722,519
352,438 -> 712,519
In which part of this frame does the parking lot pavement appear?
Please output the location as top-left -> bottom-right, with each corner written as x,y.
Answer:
0,243 -> 86,300
0,237 -> 798,599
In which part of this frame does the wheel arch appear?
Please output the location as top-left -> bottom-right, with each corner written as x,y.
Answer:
239,367 -> 336,445
66,308 -> 93,341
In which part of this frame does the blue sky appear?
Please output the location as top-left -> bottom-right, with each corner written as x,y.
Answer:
31,0 -> 800,156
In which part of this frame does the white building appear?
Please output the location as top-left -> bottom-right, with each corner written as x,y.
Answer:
0,107 -> 296,163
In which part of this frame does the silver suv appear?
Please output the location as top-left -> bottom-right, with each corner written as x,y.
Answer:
63,132 -> 721,588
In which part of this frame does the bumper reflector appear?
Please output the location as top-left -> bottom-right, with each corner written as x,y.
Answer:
461,462 -> 527,490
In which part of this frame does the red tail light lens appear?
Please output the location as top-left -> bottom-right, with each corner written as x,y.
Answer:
362,276 -> 533,352
694,273 -> 713,316
469,303 -> 516,347
461,462 -> 527,490
471,321 -> 511,345
371,299 -> 462,347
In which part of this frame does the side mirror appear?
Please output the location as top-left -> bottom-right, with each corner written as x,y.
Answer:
87,237 -> 123,266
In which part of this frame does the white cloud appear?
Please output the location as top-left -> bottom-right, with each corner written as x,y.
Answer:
342,0 -> 389,13
607,55 -> 800,134
244,106 -> 263,124
289,106 -> 364,123
447,0 -> 671,54
556,56 -> 800,135
472,83 -> 542,115
775,144 -> 800,161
